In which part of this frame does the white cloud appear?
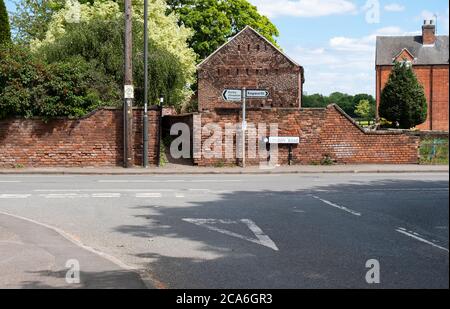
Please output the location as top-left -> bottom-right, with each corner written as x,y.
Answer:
248,0 -> 357,18
415,9 -> 449,35
289,27 -> 413,95
384,3 -> 405,12
329,27 -> 403,52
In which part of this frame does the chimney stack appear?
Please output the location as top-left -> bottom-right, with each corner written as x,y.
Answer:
422,20 -> 436,45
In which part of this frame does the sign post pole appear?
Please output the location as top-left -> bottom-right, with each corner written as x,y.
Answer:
142,0 -> 149,168
242,88 -> 246,168
123,0 -> 133,168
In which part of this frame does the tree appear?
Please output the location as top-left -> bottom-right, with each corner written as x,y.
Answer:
379,62 -> 427,129
354,99 -> 371,120
0,44 -> 121,120
167,0 -> 279,60
10,0 -> 66,44
0,0 -> 11,44
40,18 -> 187,107
33,0 -> 197,106
327,92 -> 355,117
353,93 -> 375,119
302,93 -> 327,108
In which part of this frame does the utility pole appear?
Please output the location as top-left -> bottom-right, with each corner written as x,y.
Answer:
123,0 -> 133,168
143,0 -> 149,168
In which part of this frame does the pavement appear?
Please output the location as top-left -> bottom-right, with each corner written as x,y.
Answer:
0,172 -> 448,288
0,213 -> 147,289
0,164 -> 448,175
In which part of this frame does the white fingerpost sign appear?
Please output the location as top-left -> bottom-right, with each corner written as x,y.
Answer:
222,89 -> 242,102
246,89 -> 269,99
124,85 -> 134,99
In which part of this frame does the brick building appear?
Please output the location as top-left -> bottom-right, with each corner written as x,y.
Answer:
187,26 -> 420,166
376,20 -> 449,131
197,26 -> 305,111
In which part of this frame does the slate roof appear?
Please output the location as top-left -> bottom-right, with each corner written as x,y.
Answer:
376,35 -> 449,66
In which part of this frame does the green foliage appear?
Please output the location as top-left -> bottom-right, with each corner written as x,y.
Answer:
33,0 -> 196,106
0,0 -> 11,44
11,0 -> 65,44
39,18 -> 187,107
354,99 -> 371,120
420,138 -> 449,165
167,0 -> 279,60
303,92 -> 376,119
379,62 -> 427,129
0,44 -> 120,120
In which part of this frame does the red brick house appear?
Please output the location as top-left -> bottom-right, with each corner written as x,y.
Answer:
197,26 -> 305,111
376,20 -> 449,131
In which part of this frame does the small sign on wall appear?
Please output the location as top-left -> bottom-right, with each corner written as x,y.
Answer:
266,136 -> 300,144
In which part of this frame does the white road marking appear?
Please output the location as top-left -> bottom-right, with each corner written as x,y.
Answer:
0,181 -> 21,183
182,218 -> 279,251
396,227 -> 449,253
135,193 -> 162,198
91,193 -> 121,198
98,179 -> 241,183
40,193 -> 89,199
0,194 -> 31,199
33,189 -> 175,192
175,193 -> 185,198
311,195 -> 361,216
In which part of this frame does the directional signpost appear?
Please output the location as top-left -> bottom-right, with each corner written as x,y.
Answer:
245,89 -> 269,99
222,88 -> 270,168
222,89 -> 243,102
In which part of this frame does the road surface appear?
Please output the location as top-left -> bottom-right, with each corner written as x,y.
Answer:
0,173 -> 448,288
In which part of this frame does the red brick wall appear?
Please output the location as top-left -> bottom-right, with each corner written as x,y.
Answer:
376,65 -> 449,131
0,108 -> 160,167
193,105 -> 419,166
198,27 -> 303,111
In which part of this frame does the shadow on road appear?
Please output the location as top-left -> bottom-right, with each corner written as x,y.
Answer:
113,179 -> 449,288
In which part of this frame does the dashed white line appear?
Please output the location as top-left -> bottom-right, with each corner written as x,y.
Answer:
97,179 -> 241,183
311,195 -> 362,216
41,193 -> 90,199
0,181 -> 21,183
396,227 -> 449,253
33,189 -> 175,192
135,193 -> 162,198
0,194 -> 31,199
92,193 -> 121,198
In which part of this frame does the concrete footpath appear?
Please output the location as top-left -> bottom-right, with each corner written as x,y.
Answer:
0,213 -> 148,289
0,164 -> 448,175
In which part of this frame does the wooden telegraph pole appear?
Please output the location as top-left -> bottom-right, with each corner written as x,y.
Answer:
123,0 -> 133,168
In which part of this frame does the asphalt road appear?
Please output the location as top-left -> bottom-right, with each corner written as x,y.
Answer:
0,173 -> 448,288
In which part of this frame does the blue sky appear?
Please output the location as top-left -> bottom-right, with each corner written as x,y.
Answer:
5,0 -> 450,95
